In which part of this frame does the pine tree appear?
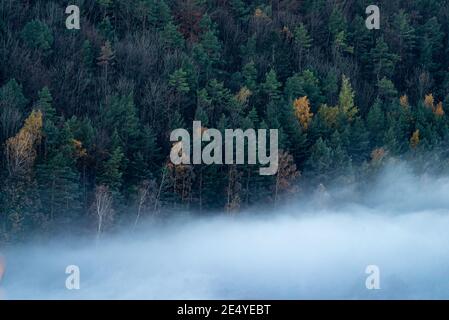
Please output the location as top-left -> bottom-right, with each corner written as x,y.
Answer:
366,99 -> 385,148
242,61 -> 258,91
99,17 -> 115,41
392,10 -> 415,74
20,20 -> 53,53
285,70 -> 323,107
97,41 -> 115,93
348,117 -> 370,163
147,0 -> 172,29
103,93 -> 140,150
418,17 -> 443,72
81,40 -> 94,72
97,146 -> 125,192
338,75 -> 358,120
350,15 -> 372,70
162,22 -> 185,49
262,69 -> 281,103
293,23 -> 312,67
169,68 -> 190,94
369,36 -> 399,81
0,79 -> 28,144
305,137 -> 333,185
377,77 -> 398,102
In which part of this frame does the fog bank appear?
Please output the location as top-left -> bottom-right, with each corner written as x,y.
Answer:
2,163 -> 449,299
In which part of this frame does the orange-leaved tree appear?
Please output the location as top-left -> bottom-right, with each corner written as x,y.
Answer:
293,96 -> 313,130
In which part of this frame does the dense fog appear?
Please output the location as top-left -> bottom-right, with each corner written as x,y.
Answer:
2,163 -> 449,299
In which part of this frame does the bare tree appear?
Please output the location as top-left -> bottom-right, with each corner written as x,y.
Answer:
134,179 -> 157,228
93,185 -> 114,239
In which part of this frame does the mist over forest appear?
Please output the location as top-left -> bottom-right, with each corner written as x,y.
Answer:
2,162 -> 449,299
1,0 -> 449,299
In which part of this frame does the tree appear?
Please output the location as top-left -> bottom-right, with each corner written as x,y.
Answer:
392,10 -> 415,80
162,22 -> 185,49
328,8 -> 346,39
20,20 -> 53,53
193,26 -> 222,81
147,0 -> 172,29
293,96 -> 313,130
3,110 -> 43,238
293,23 -> 312,67
338,75 -> 358,120
262,69 -> 281,102
36,122 -> 82,223
435,102 -> 444,117
400,95 -> 409,109
97,145 -> 125,192
348,117 -> 370,163
366,100 -> 385,148
103,93 -> 140,150
410,129 -> 420,149
305,137 -> 333,185
36,87 -> 59,155
93,185 -> 114,239
81,40 -> 94,71
97,41 -> 115,93
6,110 -> 43,175
98,17 -> 115,41
274,151 -> 299,205
242,61 -> 257,91
418,17 -> 443,72
377,77 -> 398,101
225,165 -> 242,214
424,94 -> 435,110
169,68 -> 190,94
0,79 -> 28,144
369,36 -> 399,81
134,179 -> 158,227
285,70 -> 323,107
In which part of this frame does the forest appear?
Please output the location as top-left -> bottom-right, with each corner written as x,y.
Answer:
1,0 -> 449,243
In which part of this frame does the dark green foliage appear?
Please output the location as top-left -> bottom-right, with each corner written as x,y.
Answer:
21,20 -> 53,53
1,0 -> 449,240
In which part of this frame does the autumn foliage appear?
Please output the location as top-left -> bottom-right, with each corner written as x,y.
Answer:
410,129 -> 420,149
5,110 -> 43,175
293,96 -> 313,130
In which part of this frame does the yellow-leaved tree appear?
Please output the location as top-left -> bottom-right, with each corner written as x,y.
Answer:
235,86 -> 252,105
293,96 -> 313,130
399,95 -> 409,109
318,104 -> 340,128
424,94 -> 434,109
410,129 -> 420,149
6,110 -> 43,175
338,75 -> 358,121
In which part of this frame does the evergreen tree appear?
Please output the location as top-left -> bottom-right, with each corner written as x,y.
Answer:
20,20 -> 53,53
369,36 -> 399,81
